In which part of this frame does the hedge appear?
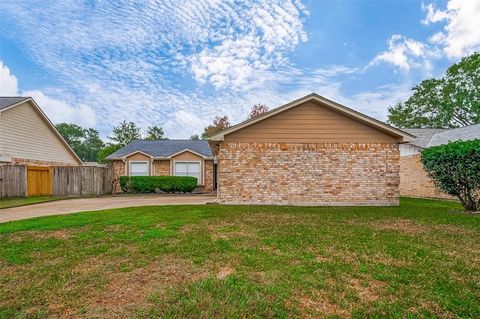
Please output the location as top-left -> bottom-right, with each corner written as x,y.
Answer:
421,139 -> 480,212
119,176 -> 198,193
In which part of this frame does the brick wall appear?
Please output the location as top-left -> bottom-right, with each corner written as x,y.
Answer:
217,143 -> 400,206
154,160 -> 170,176
11,157 -> 80,166
204,160 -> 214,191
399,155 -> 454,199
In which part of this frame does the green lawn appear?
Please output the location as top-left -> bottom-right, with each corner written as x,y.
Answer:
0,198 -> 479,318
0,196 -> 70,209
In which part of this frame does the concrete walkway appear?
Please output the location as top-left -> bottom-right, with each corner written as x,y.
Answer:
0,194 -> 217,223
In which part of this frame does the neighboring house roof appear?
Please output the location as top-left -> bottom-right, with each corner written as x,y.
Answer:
106,140 -> 213,160
209,93 -> 415,142
0,97 -> 29,110
403,125 -> 480,149
428,124 -> 480,147
402,129 -> 448,148
0,96 -> 83,164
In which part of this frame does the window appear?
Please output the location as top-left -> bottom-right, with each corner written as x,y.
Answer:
174,161 -> 201,184
130,161 -> 148,176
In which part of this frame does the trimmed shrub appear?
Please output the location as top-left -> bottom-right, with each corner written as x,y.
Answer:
119,176 -> 198,194
421,139 -> 480,212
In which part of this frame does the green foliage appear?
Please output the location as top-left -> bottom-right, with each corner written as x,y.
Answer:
421,139 -> 480,211
388,52 -> 480,128
109,121 -> 141,146
145,126 -> 168,140
119,176 -> 198,193
201,115 -> 230,140
97,144 -> 122,163
55,123 -> 104,162
190,134 -> 201,141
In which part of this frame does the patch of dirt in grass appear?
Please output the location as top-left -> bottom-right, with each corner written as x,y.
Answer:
84,255 -> 208,318
216,266 -> 235,279
10,227 -> 89,241
181,219 -> 258,241
296,293 -> 348,318
349,278 -> 386,303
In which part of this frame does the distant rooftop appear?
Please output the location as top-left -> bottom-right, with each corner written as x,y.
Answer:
0,97 -> 29,110
106,140 -> 213,160
404,125 -> 480,148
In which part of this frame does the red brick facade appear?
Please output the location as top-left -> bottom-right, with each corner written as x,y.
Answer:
217,142 -> 400,205
399,155 -> 454,199
204,160 -> 214,192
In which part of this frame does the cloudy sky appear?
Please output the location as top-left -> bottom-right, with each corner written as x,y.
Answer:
1,0 -> 479,138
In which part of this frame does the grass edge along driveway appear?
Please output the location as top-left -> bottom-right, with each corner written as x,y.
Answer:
0,198 -> 479,318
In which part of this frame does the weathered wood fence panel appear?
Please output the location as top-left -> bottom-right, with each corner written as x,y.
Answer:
1,165 -> 113,198
52,166 -> 113,196
0,165 -> 27,198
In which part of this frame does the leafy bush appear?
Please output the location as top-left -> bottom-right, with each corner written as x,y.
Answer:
421,139 -> 480,212
119,176 -> 198,193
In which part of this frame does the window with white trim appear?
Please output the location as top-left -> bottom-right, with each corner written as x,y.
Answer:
130,161 -> 148,176
174,161 -> 201,184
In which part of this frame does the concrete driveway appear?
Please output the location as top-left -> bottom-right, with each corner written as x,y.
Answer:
0,194 -> 217,223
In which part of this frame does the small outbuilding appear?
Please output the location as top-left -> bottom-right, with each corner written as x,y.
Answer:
209,93 -> 413,206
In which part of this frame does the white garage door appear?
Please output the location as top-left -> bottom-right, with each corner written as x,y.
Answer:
174,161 -> 201,184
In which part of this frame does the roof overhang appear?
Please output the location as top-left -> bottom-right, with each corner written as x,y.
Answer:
209,93 -> 415,143
0,97 -> 83,164
107,148 -> 213,160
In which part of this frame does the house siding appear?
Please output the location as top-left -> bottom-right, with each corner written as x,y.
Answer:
400,155 -> 454,199
0,101 -> 80,165
217,142 -> 399,206
224,101 -> 401,144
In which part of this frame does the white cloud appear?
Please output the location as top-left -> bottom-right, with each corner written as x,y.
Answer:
422,0 -> 480,58
369,35 -> 431,71
23,90 -> 96,127
0,61 -> 19,96
0,61 -> 96,127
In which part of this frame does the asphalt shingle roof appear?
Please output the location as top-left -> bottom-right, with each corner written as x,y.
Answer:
427,124 -> 480,147
403,125 -> 480,148
0,97 -> 29,110
106,140 -> 213,159
402,128 -> 448,148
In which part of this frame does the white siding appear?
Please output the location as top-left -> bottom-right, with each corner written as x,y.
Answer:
0,101 -> 79,164
399,144 -> 422,157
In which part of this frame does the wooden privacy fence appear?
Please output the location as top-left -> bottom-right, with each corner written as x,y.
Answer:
0,165 -> 27,198
52,166 -> 114,196
0,165 -> 114,198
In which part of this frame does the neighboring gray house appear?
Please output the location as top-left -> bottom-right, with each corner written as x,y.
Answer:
399,125 -> 480,157
400,124 -> 480,199
106,140 -> 215,191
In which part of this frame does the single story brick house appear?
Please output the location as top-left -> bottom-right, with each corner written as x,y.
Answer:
209,93 -> 414,206
106,140 -> 215,192
400,125 -> 480,199
0,97 -> 82,166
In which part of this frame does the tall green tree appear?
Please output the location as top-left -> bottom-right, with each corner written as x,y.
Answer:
55,123 -> 104,162
201,115 -> 230,140
145,125 -> 168,140
97,144 -> 123,164
109,121 -> 141,146
388,52 -> 480,128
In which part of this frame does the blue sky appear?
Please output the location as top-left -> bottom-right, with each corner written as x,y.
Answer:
1,0 -> 479,139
